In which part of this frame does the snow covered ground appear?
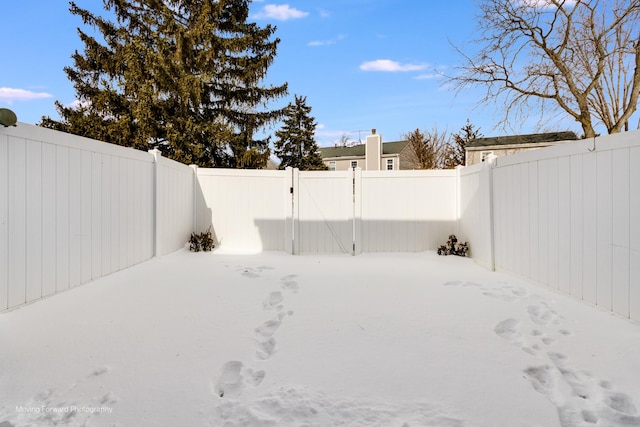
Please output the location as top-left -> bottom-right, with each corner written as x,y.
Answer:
1,250 -> 639,427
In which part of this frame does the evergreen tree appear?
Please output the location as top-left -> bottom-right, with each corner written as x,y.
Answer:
40,0 -> 287,167
449,119 -> 481,167
274,95 -> 326,170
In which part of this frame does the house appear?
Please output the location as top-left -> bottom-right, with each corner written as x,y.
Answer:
318,130 -> 416,171
465,131 -> 579,165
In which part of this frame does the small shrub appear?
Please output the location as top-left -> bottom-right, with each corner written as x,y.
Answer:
437,234 -> 469,257
189,227 -> 215,252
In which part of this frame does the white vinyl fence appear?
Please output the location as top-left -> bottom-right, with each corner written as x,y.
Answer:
195,167 -> 459,254
4,122 -> 640,322
0,124 -> 195,312
458,130 -> 640,322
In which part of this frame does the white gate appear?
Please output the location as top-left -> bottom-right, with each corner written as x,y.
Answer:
292,169 -> 357,254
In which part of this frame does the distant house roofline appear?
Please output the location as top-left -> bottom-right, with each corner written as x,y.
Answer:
318,140 -> 409,159
466,131 -> 578,148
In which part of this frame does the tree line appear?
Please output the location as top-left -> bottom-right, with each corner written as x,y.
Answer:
40,0 -> 639,170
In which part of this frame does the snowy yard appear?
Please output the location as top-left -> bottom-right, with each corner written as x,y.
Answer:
1,250 -> 639,427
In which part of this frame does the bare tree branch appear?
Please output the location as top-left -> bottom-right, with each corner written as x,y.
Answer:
451,0 -> 640,137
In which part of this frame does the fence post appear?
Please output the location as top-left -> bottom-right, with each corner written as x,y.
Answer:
455,164 -> 464,238
291,168 -> 300,255
189,164 -> 198,234
284,167 -> 293,254
353,167 -> 362,255
486,154 -> 497,271
149,149 -> 161,257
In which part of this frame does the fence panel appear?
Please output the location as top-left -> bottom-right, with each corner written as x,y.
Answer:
361,170 -> 457,253
489,131 -> 640,321
0,124 -> 185,312
196,168 -> 289,253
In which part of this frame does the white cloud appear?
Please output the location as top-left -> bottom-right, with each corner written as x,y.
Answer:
359,59 -> 428,72
0,87 -> 52,103
253,4 -> 309,21
308,34 -> 345,47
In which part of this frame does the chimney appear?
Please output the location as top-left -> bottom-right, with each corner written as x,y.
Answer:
365,130 -> 382,171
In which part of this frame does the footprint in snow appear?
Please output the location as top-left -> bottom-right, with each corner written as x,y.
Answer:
241,268 -> 260,279
524,352 -> 640,426
443,280 -> 463,286
494,318 -> 538,355
280,274 -> 299,291
255,337 -> 277,360
263,291 -> 284,310
255,312 -> 286,339
214,361 -> 265,398
528,302 -> 562,326
442,280 -> 482,288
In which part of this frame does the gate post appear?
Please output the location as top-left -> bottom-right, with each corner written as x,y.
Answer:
149,148 -> 161,257
292,168 -> 300,255
353,167 -> 362,255
486,154 -> 497,271
284,167 -> 300,255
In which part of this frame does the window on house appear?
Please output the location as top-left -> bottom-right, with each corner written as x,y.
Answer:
351,160 -> 358,169
328,161 -> 336,171
386,158 -> 394,170
481,151 -> 494,162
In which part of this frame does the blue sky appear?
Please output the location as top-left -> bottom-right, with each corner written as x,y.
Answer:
0,0 -> 598,146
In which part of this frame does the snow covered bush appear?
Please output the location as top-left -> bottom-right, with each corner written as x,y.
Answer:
437,234 -> 469,257
189,227 -> 215,252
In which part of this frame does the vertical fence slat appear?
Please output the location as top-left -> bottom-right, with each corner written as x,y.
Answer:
101,155 -> 112,275
631,146 -> 640,322
612,148 -> 630,317
25,140 -> 43,302
110,156 -> 121,272
80,150 -> 92,284
548,158 -> 560,290
596,150 -> 613,310
8,137 -> 26,307
91,152 -> 102,280
41,143 -> 57,297
582,153 -> 597,304
56,145 -> 70,292
569,154 -> 583,299
0,135 -> 9,310
69,148 -> 82,287
558,156 -> 571,294
528,163 -> 539,283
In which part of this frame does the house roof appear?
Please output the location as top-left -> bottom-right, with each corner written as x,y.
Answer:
319,140 -> 409,159
466,131 -> 579,148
